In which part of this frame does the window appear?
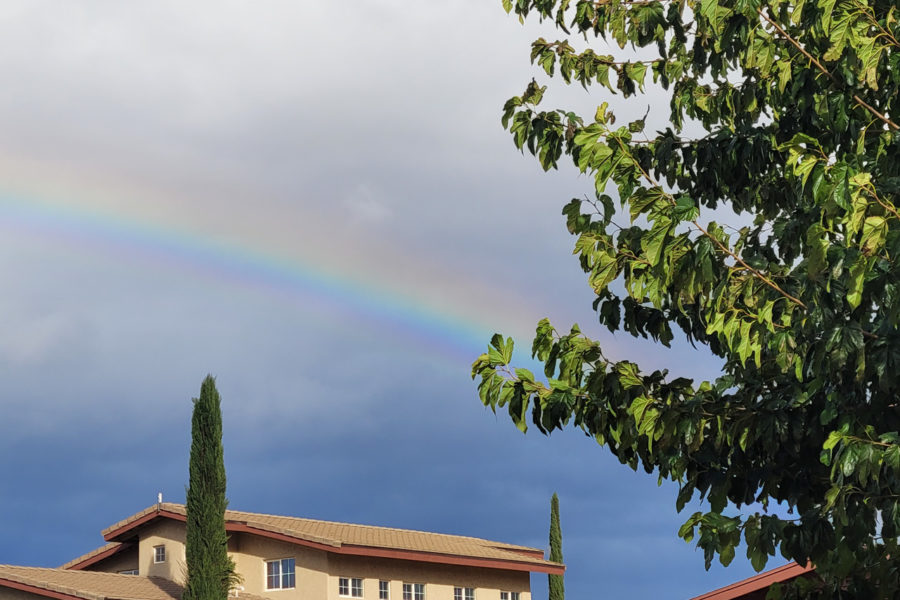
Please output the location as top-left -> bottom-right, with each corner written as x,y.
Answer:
153,545 -> 166,563
379,581 -> 390,600
339,577 -> 364,598
402,583 -> 425,600
454,588 -> 475,600
266,558 -> 296,590
118,569 -> 138,575
501,593 -> 519,600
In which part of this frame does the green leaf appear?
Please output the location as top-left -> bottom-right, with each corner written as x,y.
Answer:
641,216 -> 673,266
846,254 -> 866,309
861,216 -> 887,254
625,62 -> 648,92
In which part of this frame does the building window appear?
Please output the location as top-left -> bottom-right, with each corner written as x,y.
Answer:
153,546 -> 166,563
379,581 -> 390,600
118,569 -> 139,575
340,577 -> 364,597
266,558 -> 296,590
501,593 -> 519,600
402,583 -> 425,600
454,588 -> 475,600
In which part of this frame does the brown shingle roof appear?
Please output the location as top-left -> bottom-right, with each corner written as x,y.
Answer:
0,566 -> 270,600
103,503 -> 562,573
0,565 -> 181,600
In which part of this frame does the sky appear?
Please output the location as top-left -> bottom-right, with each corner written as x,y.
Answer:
0,2 -> 769,598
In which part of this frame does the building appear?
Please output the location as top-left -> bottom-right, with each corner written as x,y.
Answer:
0,502 -> 564,600
690,562 -> 814,600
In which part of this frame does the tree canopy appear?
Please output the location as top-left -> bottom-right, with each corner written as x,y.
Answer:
472,0 -> 900,596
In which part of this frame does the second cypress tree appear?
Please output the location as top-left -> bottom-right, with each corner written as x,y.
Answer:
183,375 -> 236,600
548,493 -> 564,600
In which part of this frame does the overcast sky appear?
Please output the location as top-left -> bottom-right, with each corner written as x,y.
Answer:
0,2 -> 766,598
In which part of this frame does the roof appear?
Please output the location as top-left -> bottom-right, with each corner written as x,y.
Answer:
0,566 -> 270,600
690,562 -> 814,600
99,503 -> 564,574
0,565 -> 182,600
61,543 -> 130,570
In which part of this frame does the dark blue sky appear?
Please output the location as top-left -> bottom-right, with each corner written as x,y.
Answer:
0,2 -> 770,599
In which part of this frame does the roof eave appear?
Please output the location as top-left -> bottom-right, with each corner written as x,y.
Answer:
0,578 -> 87,600
63,543 -> 131,571
690,562 -> 814,600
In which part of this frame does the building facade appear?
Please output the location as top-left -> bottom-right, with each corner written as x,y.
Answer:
0,503 -> 563,600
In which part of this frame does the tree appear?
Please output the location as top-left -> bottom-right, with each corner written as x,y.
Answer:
183,375 -> 237,600
471,0 -> 900,596
548,493 -> 564,600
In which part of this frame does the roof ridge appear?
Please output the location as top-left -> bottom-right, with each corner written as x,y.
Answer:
162,502 -> 541,552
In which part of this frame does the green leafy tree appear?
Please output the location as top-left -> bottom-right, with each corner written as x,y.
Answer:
549,493 -> 564,600
183,375 -> 237,600
472,0 -> 900,596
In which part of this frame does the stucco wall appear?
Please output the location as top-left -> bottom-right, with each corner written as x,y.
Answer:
229,531 -> 328,599
137,519 -> 187,582
324,555 -> 530,600
222,531 -> 531,600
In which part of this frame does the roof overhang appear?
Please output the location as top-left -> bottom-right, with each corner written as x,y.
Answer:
0,578 -> 84,600
691,562 -> 814,600
64,543 -> 132,571
103,509 -> 565,575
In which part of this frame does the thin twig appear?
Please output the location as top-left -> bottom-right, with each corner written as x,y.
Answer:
757,8 -> 899,132
613,137 -> 809,309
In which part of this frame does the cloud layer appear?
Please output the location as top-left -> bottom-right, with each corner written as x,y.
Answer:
0,2 -> 760,599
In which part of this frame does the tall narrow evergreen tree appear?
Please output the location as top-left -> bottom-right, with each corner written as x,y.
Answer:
183,375 -> 235,600
548,493 -> 564,600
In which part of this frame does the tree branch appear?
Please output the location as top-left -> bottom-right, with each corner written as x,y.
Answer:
757,8 -> 899,132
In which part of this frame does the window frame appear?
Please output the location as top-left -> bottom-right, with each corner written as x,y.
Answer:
265,557 -> 296,591
152,545 -> 166,564
339,577 -> 364,598
402,583 -> 425,600
453,587 -> 475,600
379,580 -> 390,600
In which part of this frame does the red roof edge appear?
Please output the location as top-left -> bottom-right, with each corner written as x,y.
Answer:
0,578 -> 84,600
64,543 -> 131,571
338,543 -> 565,575
103,509 -> 186,541
690,562 -> 814,600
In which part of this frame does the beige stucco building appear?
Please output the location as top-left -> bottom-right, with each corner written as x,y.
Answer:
0,503 -> 563,600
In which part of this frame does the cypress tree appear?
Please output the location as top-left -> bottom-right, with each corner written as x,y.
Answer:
548,493 -> 564,600
183,375 -> 235,600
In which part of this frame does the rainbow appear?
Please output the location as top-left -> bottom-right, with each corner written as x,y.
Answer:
0,184 -> 535,364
